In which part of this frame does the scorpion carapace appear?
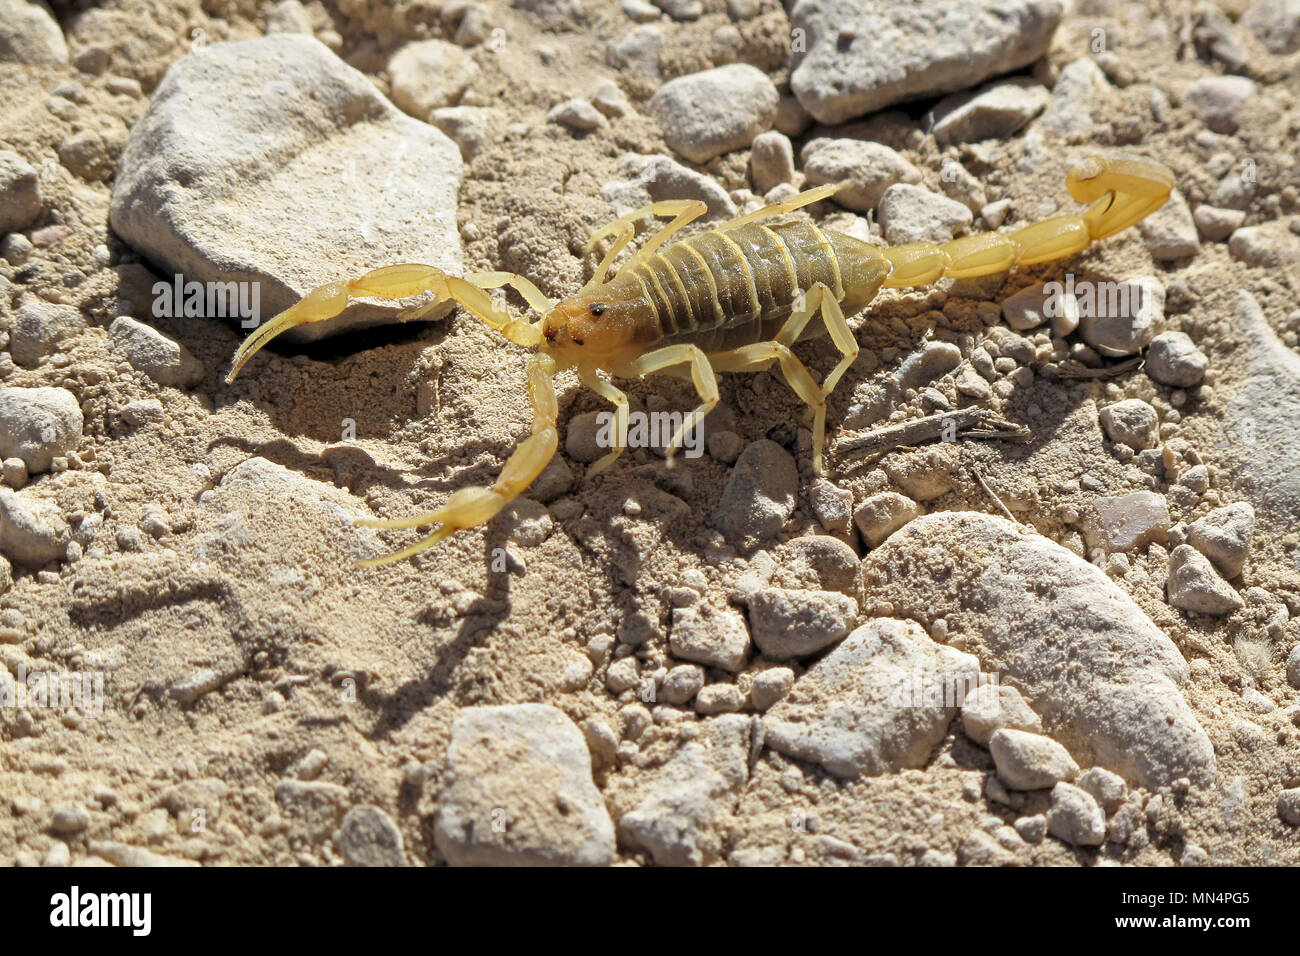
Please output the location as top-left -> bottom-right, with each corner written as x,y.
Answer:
226,154 -> 1174,566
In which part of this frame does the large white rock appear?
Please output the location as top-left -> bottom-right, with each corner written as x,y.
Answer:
859,512 -> 1216,788
0,0 -> 68,65
110,34 -> 463,344
789,0 -> 1061,124
435,704 -> 616,866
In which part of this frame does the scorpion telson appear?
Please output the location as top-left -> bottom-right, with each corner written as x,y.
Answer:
226,154 -> 1175,566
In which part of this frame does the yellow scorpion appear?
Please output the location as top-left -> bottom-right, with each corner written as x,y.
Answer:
226,155 -> 1173,566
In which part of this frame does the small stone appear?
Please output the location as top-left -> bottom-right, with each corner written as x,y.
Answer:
669,605 -> 750,672
0,387 -> 83,474
0,150 -> 42,233
50,803 -> 90,834
853,491 -> 922,548
1279,788 -> 1300,826
1046,782 -> 1106,846
10,300 -> 85,368
1167,544 -> 1243,615
808,478 -> 853,533
695,683 -> 743,714
652,0 -> 702,20
660,664 -> 704,705
802,139 -> 921,211
1087,491 -> 1171,551
932,78 -> 1049,145
746,587 -> 858,659
749,131 -> 795,194
0,0 -> 68,65
0,458 -> 23,489
648,64 -> 778,164
453,4 -> 493,46
109,317 -> 205,388
1077,766 -> 1126,812
388,38 -> 479,117
878,184 -> 973,245
338,805 -> 404,867
606,656 -> 639,693
1146,331 -> 1207,387
1139,191 -> 1199,260
0,487 -> 71,566
1038,57 -> 1109,137
961,682 -> 1042,745
1229,223 -> 1300,269
548,98 -> 607,134
1078,276 -> 1164,357
602,153 -> 737,223
1193,206 -> 1246,245
989,728 -> 1080,790
1286,645 -> 1300,689
750,667 -> 794,710
590,80 -> 630,118
712,440 -> 797,548
1099,398 -> 1159,450
1186,76 -> 1256,133
620,0 -> 660,22
1243,0 -> 1300,53
1186,502 -> 1253,578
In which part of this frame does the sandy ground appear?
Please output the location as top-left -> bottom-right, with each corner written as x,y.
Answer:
0,0 -> 1298,866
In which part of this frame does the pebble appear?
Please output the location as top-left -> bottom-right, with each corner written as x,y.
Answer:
590,80 -> 630,118
695,683 -> 744,714
0,0 -> 68,65
618,715 -> 749,865
1229,221 -> 1300,269
1077,766 -> 1127,813
0,487 -> 71,566
1046,782 -> 1106,846
50,803 -> 90,834
660,664 -> 705,705
601,153 -> 737,222
750,667 -> 795,710
614,26 -> 663,83
1086,491 -> 1171,551
1186,502 -> 1254,578
10,300 -> 86,368
746,587 -> 858,659
1099,398 -> 1159,451
1167,544 -> 1243,615
894,341 -> 962,392
0,150 -> 42,234
88,840 -> 199,867
861,512 -> 1215,788
1037,58 -> 1109,138
1185,75 -> 1256,134
0,386 -> 83,474
878,184 -> 973,245
961,682 -> 1042,745
337,805 -> 404,867
989,728 -> 1080,790
453,4 -> 493,46
648,64 -> 777,164
430,105 -> 501,160
853,491 -> 922,548
931,78 -> 1049,145
652,0 -> 702,19
110,35 -> 463,343
620,0 -> 660,22
1280,788 -> 1300,826
669,605 -> 750,672
1193,204 -> 1246,241
711,440 -> 797,548
749,131 -> 795,194
1078,275 -> 1164,357
2,232 -> 33,264
1243,0 -> 1300,53
1286,645 -> 1300,689
801,139 -> 921,212
1145,331 -> 1207,387
388,38 -> 479,117
548,98 -> 607,134
808,478 -> 853,533
110,316 -> 204,388
763,618 -> 981,777
1014,814 -> 1047,844
1138,190 -> 1200,260
788,0 -> 1060,124
435,704 -> 616,866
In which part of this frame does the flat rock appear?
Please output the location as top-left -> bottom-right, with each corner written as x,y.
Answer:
110,34 -> 463,344
789,0 -> 1061,124
1085,491 -> 1170,551
435,704 -> 616,866
859,512 -> 1216,787
763,618 -> 981,777
932,78 -> 1049,145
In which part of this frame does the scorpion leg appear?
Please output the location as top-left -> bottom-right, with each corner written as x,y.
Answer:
578,365 -> 631,477
354,353 -> 560,566
717,183 -> 841,232
226,264 -> 543,383
621,344 -> 719,466
584,200 -> 707,287
709,283 -> 853,475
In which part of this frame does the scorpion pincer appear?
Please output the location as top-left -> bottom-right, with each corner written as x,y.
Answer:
225,154 -> 1174,565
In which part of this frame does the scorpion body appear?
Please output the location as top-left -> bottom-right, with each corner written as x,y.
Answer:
227,155 -> 1174,565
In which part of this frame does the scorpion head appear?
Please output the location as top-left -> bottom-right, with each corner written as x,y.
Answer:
543,282 -> 654,358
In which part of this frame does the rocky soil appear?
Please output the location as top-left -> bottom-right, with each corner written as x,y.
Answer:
0,0 -> 1298,866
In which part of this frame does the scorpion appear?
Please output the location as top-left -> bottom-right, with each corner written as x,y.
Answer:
225,154 -> 1173,566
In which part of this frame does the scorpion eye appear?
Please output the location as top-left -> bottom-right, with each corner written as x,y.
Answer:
590,303 -> 605,317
